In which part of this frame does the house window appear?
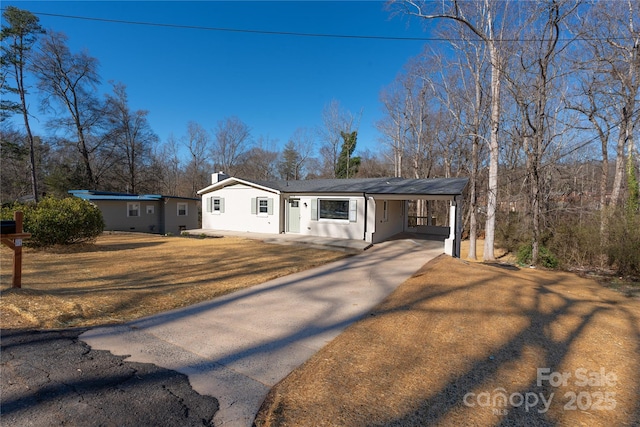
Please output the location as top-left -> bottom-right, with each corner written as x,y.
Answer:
177,202 -> 188,216
251,197 -> 273,215
258,198 -> 269,215
383,200 -> 389,222
146,205 -> 155,215
127,202 -> 140,217
319,200 -> 349,220
207,197 -> 224,214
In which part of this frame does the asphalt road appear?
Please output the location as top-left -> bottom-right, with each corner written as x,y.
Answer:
1,328 -> 219,426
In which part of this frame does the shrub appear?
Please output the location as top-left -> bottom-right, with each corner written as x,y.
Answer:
547,215 -> 605,268
517,243 -> 559,269
1,197 -> 104,246
607,212 -> 640,276
495,211 -> 529,253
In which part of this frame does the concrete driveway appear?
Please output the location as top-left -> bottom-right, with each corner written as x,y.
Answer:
80,238 -> 443,426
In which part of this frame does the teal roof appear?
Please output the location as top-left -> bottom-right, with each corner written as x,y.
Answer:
69,190 -> 199,201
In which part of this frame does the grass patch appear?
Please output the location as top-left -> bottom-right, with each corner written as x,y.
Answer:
255,256 -> 640,427
0,233 -> 346,329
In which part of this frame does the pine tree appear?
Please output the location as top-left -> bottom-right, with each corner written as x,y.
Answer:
335,131 -> 361,179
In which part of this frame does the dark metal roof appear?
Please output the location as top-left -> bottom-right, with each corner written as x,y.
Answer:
247,177 -> 469,196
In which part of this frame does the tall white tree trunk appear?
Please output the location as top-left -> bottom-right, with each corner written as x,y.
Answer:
483,41 -> 501,261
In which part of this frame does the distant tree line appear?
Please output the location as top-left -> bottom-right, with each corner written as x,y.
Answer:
2,3 -> 639,272
379,0 -> 639,272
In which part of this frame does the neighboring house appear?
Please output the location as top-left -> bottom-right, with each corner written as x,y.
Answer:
197,173 -> 468,257
69,190 -> 200,235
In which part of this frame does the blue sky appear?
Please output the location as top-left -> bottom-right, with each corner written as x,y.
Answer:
3,1 -> 438,157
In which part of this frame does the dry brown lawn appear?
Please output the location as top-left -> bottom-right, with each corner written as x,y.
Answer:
0,232 -> 346,329
3,233 -> 639,426
255,244 -> 640,426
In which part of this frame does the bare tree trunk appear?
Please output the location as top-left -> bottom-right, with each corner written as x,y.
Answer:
483,40 -> 501,261
594,118 -> 610,235
610,120 -> 628,209
19,86 -> 39,201
469,133 -> 479,260
393,0 -> 506,261
75,117 -> 95,187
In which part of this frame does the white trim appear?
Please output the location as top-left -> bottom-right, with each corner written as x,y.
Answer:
198,177 -> 281,195
257,197 -> 269,216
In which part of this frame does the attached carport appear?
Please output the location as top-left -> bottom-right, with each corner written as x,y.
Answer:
360,178 -> 468,258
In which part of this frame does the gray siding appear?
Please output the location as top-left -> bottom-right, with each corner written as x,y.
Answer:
162,199 -> 199,235
96,200 -> 161,233
94,199 -> 199,235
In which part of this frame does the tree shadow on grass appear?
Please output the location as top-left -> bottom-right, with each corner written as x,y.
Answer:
364,263 -> 640,426
253,256 -> 640,426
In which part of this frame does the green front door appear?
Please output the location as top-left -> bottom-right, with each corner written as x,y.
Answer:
288,199 -> 300,233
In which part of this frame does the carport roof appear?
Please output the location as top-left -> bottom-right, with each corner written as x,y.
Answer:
250,177 -> 469,196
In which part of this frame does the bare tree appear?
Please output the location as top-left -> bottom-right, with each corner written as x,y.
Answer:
504,0 -> 579,265
567,65 -> 614,234
153,134 -> 182,196
378,56 -> 438,183
447,36 -> 491,259
357,149 -> 394,178
318,100 -> 359,178
103,82 -> 158,193
377,84 -> 408,178
182,121 -> 211,197
1,6 -> 44,201
211,116 -> 251,175
31,31 -> 102,188
279,127 -> 315,180
391,0 -> 511,261
403,56 -> 436,180
579,0 -> 640,209
233,135 -> 278,180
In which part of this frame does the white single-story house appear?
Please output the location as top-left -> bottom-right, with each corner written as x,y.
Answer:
69,190 -> 200,235
197,173 -> 468,257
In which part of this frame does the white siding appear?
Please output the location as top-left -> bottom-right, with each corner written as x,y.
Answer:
201,184 -> 281,234
370,199 -> 405,243
294,195 -> 366,240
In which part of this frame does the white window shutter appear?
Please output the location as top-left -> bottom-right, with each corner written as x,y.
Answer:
251,198 -> 257,215
311,199 -> 318,221
267,198 -> 274,215
206,197 -> 212,213
220,198 -> 225,213
349,199 -> 357,222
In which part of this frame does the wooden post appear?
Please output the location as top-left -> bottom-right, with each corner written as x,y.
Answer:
1,211 -> 31,289
13,211 -> 24,288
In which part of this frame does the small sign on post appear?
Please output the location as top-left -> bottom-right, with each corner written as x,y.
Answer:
1,211 -> 31,288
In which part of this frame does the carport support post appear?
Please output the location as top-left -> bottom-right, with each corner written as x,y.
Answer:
454,195 -> 463,258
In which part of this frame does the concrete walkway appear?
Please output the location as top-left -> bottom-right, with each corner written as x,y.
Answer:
80,239 -> 443,426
